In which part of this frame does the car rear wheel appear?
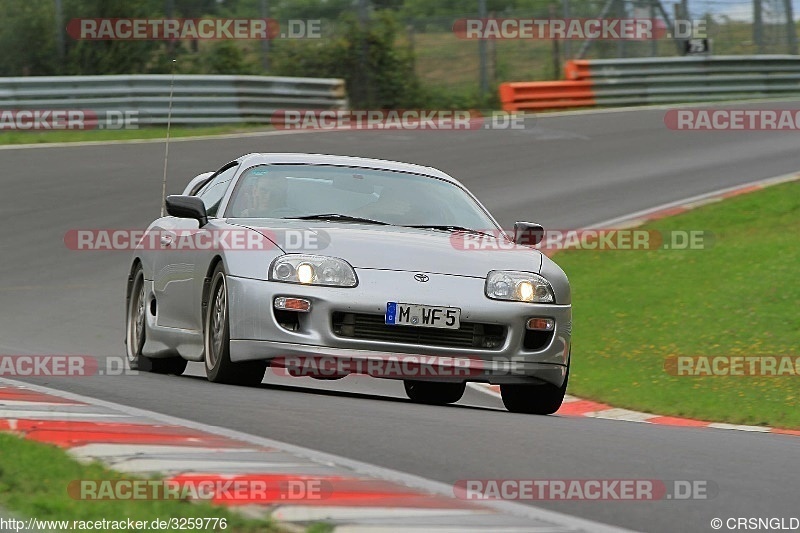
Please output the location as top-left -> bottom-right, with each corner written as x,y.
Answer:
403,380 -> 466,405
126,264 -> 187,375
500,367 -> 569,415
204,264 -> 266,386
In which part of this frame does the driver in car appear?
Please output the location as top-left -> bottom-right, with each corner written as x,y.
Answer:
239,178 -> 288,217
355,183 -> 438,225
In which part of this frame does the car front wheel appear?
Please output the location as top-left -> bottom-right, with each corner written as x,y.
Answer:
204,264 -> 266,386
126,264 -> 187,375
500,366 -> 569,415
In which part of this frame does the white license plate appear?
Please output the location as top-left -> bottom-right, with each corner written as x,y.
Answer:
385,302 -> 461,329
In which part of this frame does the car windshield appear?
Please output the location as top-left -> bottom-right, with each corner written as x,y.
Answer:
225,164 -> 499,230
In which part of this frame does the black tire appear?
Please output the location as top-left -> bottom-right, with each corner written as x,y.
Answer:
125,264 -> 187,375
204,264 -> 266,386
404,380 -> 466,405
500,367 -> 569,415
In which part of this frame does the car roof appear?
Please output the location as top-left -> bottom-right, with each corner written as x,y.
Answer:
235,153 -> 457,184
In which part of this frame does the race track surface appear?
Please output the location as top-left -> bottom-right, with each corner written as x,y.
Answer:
1,102 -> 798,532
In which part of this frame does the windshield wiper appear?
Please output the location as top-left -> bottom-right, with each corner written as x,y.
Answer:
403,225 -> 496,238
283,213 -> 391,225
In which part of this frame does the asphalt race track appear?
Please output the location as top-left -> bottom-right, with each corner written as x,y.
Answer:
1,102 -> 799,532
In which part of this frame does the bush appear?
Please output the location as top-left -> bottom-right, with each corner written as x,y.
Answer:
270,11 -> 422,109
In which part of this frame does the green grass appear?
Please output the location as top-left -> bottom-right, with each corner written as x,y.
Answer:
407,31 -> 555,89
0,125 -> 273,145
556,180 -> 800,429
0,433 -> 282,532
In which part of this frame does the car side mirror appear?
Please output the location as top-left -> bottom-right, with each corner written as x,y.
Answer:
165,195 -> 208,227
513,221 -> 544,246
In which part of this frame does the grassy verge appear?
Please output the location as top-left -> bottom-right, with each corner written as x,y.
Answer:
0,432 -> 282,532
557,180 -> 800,429
0,125 -> 274,146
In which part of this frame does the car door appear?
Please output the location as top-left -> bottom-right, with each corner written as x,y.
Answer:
153,162 -> 239,330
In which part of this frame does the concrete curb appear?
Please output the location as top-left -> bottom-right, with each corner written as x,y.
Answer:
0,378 -> 631,533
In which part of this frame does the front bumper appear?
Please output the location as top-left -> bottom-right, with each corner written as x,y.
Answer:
226,269 -> 571,386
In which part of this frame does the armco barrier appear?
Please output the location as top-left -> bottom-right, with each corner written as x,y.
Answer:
499,80 -> 595,111
0,74 -> 347,126
501,55 -> 800,111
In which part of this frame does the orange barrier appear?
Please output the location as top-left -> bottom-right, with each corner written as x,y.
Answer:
564,60 -> 592,81
502,57 -> 800,110
499,59 -> 597,111
499,80 -> 595,111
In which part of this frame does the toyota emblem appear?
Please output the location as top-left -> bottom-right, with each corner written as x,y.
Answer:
414,273 -> 430,283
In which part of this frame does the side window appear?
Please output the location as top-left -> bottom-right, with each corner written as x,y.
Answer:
197,164 -> 238,217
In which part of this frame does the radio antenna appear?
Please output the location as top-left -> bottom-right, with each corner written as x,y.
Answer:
160,59 -> 177,217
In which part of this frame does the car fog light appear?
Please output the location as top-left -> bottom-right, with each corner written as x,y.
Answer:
526,317 -> 555,331
274,297 -> 311,312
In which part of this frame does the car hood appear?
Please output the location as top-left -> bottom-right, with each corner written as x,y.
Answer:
231,220 -> 542,278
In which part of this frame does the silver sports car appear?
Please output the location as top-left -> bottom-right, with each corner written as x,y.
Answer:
125,153 -> 571,414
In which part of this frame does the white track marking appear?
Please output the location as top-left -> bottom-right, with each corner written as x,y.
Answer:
587,172 -> 799,230
708,423 -> 771,433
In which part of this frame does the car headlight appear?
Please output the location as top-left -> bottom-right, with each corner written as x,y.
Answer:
270,255 -> 357,287
485,270 -> 555,303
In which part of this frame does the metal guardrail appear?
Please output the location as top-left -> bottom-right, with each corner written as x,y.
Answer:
0,75 -> 347,125
501,56 -> 800,111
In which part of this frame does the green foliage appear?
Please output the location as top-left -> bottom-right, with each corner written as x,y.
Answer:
0,0 -> 166,75
0,0 -> 59,76
197,41 -> 261,74
0,0 -> 255,76
270,10 -> 423,108
64,0 -> 163,74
